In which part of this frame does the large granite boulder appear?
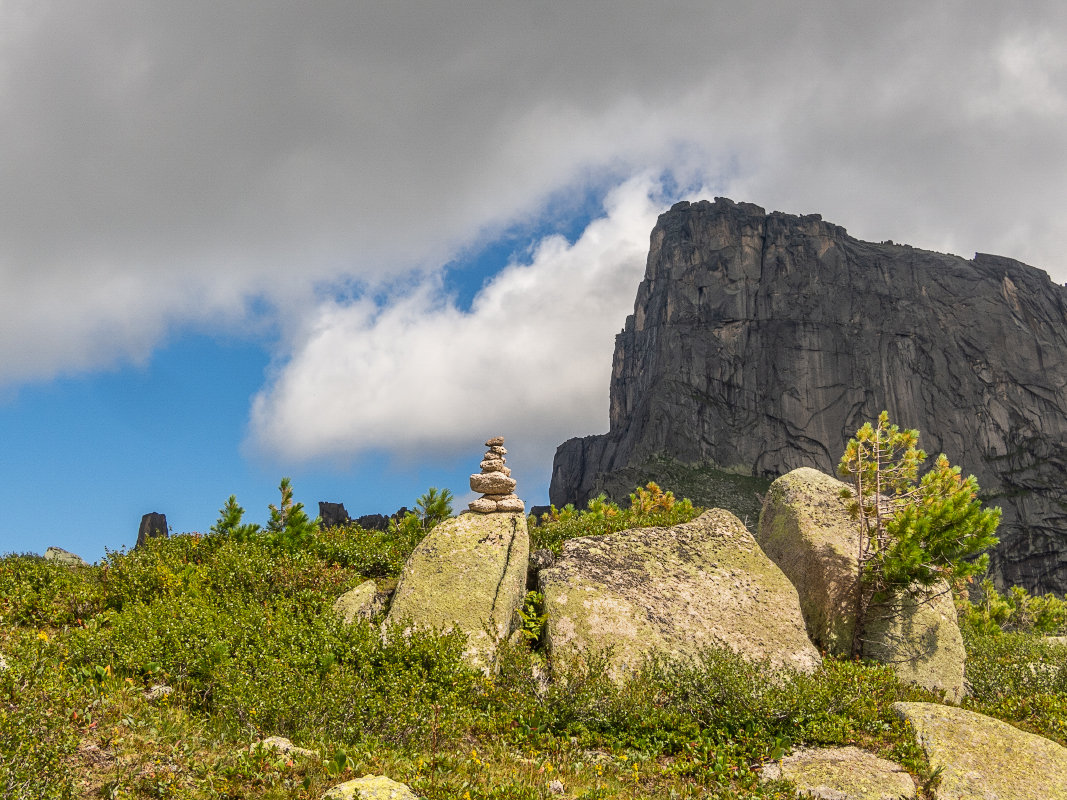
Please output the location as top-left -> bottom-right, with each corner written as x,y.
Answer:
550,197 -> 1067,595
757,468 -> 966,701
893,702 -> 1067,799
384,512 -> 528,670
538,509 -> 820,680
761,746 -> 915,799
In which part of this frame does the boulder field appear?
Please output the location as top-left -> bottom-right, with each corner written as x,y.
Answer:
340,440 -> 1067,797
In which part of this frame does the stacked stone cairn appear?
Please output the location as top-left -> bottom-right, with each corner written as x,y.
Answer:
469,436 -> 525,514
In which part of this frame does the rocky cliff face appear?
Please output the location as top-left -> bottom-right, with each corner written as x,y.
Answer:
551,198 -> 1067,594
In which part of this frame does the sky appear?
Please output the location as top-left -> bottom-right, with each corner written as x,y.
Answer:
2,2 -> 1066,562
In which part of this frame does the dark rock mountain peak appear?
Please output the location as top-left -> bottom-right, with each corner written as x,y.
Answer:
551,197 -> 1067,594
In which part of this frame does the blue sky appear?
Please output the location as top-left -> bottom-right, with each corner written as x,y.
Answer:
2,3 -> 1066,562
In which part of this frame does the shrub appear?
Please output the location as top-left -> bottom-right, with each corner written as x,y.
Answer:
0,554 -> 105,627
961,579 -> 1067,636
838,411 -> 1000,654
0,633 -> 78,800
533,483 -> 700,554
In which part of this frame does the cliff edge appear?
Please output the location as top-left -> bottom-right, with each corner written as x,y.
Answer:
550,198 -> 1067,594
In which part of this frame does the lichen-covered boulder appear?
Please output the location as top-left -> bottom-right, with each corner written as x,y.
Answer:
862,587 -> 966,702
761,746 -> 915,799
758,468 -> 966,701
384,512 -> 528,670
894,702 -> 1067,799
333,580 -> 384,623
323,775 -> 417,800
44,546 -> 88,566
539,508 -> 820,680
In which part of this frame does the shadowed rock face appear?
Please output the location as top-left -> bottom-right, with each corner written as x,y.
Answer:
551,197 -> 1067,594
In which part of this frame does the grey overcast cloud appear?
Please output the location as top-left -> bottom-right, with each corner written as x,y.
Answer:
2,2 -> 1066,489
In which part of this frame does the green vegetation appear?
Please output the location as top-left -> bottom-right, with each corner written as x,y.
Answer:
591,458 -> 772,530
838,412 -> 1001,655
531,482 -> 699,554
0,479 -> 1063,799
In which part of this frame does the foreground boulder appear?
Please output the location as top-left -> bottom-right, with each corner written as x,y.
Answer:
539,509 -> 820,679
894,702 -> 1067,799
761,746 -> 915,799
384,512 -> 528,669
758,468 -> 966,701
324,775 -> 417,800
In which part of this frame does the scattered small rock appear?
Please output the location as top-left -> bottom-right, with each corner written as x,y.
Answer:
144,684 -> 173,702
253,736 -> 317,759
333,580 -> 386,622
760,746 -> 915,799
548,778 -> 565,794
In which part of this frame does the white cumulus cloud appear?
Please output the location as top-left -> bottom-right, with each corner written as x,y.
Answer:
248,175 -> 665,483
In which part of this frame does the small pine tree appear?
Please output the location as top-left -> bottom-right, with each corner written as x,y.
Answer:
210,495 -> 261,541
415,487 -> 454,529
266,477 -> 318,548
838,411 -> 1000,655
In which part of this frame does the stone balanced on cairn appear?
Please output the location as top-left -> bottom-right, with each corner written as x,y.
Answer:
468,436 -> 525,514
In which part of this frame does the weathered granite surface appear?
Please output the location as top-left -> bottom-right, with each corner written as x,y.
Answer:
538,509 -> 820,680
551,197 -> 1067,594
894,702 -> 1067,799
761,746 -> 915,799
323,775 -> 417,800
384,512 -> 528,670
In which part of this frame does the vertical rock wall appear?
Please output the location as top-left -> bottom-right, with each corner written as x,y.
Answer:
551,198 -> 1067,594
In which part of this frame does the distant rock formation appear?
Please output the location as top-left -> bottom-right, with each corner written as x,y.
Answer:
136,512 -> 168,549
551,198 -> 1067,594
318,501 -> 351,528
44,546 -> 88,567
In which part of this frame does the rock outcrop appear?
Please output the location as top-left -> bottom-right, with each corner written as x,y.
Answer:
893,702 -> 1067,799
44,546 -> 88,566
384,512 -> 529,670
758,468 -> 966,700
136,512 -> 168,549
319,501 -> 351,528
761,746 -> 915,799
538,509 -> 821,680
551,197 -> 1067,594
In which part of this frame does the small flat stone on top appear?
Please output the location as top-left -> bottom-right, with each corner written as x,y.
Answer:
485,436 -> 506,446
